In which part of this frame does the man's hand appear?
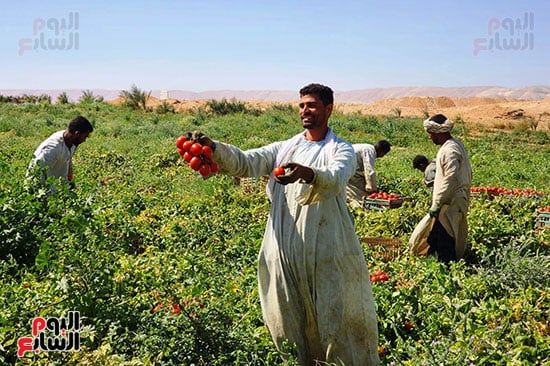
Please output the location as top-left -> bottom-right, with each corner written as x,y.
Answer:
190,131 -> 216,151
275,162 -> 314,185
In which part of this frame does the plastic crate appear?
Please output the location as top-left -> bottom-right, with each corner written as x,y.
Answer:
535,212 -> 550,231
360,237 -> 402,261
363,198 -> 404,211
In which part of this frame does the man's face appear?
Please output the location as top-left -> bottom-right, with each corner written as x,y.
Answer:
299,94 -> 332,130
74,131 -> 90,146
428,132 -> 443,145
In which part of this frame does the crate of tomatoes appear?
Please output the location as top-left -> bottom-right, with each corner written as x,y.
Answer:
535,205 -> 550,231
363,192 -> 404,211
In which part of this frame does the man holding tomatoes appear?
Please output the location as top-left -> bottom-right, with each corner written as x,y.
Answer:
423,114 -> 472,262
192,83 -> 379,365
346,139 -> 391,208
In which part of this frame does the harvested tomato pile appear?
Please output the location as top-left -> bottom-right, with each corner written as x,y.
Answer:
538,205 -> 550,213
471,186 -> 544,197
367,192 -> 401,200
176,135 -> 219,177
370,269 -> 390,282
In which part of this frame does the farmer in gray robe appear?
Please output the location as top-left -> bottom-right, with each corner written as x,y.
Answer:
194,84 -> 379,365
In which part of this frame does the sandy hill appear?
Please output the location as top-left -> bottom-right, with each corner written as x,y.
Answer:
107,94 -> 550,131
3,86 -> 550,130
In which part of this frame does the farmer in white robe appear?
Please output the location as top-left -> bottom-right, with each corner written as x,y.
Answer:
346,140 -> 391,208
421,114 -> 472,262
194,84 -> 379,365
27,116 -> 93,187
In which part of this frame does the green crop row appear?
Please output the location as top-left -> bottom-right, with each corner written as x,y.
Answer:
0,101 -> 549,365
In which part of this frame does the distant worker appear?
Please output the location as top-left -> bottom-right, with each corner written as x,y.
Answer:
410,114 -> 472,263
346,140 -> 391,208
27,116 -> 93,188
413,154 -> 436,188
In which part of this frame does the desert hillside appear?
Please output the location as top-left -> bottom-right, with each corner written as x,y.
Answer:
2,86 -> 549,130
112,94 -> 550,131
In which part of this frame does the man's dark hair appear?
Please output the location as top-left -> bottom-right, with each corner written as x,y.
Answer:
68,116 -> 94,133
299,83 -> 334,106
375,139 -> 391,155
413,154 -> 429,169
429,114 -> 448,124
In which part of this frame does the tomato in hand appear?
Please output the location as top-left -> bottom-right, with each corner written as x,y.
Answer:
175,136 -> 187,149
199,163 -> 211,177
273,166 -> 285,177
190,143 -> 203,156
183,152 -> 193,163
189,156 -> 202,171
181,140 -> 193,152
202,145 -> 213,160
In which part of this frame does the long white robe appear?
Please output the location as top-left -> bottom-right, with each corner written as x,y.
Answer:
346,144 -> 377,208
28,130 -> 75,184
213,130 -> 379,366
430,138 -> 472,259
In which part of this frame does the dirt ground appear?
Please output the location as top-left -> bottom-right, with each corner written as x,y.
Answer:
110,95 -> 550,131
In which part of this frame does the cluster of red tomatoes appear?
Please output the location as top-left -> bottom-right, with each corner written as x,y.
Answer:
367,192 -> 401,200
471,186 -> 544,197
176,135 -> 219,177
370,269 -> 390,282
538,205 -> 550,213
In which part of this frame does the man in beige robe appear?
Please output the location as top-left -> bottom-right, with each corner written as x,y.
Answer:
194,84 -> 379,365
346,140 -> 391,208
422,114 -> 472,262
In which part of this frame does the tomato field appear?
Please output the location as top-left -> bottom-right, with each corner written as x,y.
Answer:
1,99 -> 549,365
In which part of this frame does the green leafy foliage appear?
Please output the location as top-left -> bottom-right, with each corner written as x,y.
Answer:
0,101 -> 549,365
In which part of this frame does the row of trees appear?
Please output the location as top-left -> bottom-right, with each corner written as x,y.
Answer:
0,86 -> 147,107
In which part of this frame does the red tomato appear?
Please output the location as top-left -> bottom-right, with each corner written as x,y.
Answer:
182,140 -> 193,152
170,303 -> 181,315
175,136 -> 187,149
199,163 -> 211,177
190,143 -> 203,156
177,148 -> 185,156
150,302 -> 164,314
183,152 -> 193,163
189,156 -> 202,171
210,162 -> 219,173
273,166 -> 285,177
202,145 -> 213,160
404,321 -> 414,330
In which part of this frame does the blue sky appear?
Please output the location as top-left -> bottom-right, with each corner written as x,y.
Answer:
1,0 -> 548,91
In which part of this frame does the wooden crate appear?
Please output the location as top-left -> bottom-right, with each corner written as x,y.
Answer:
363,198 -> 404,211
360,237 -> 402,261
